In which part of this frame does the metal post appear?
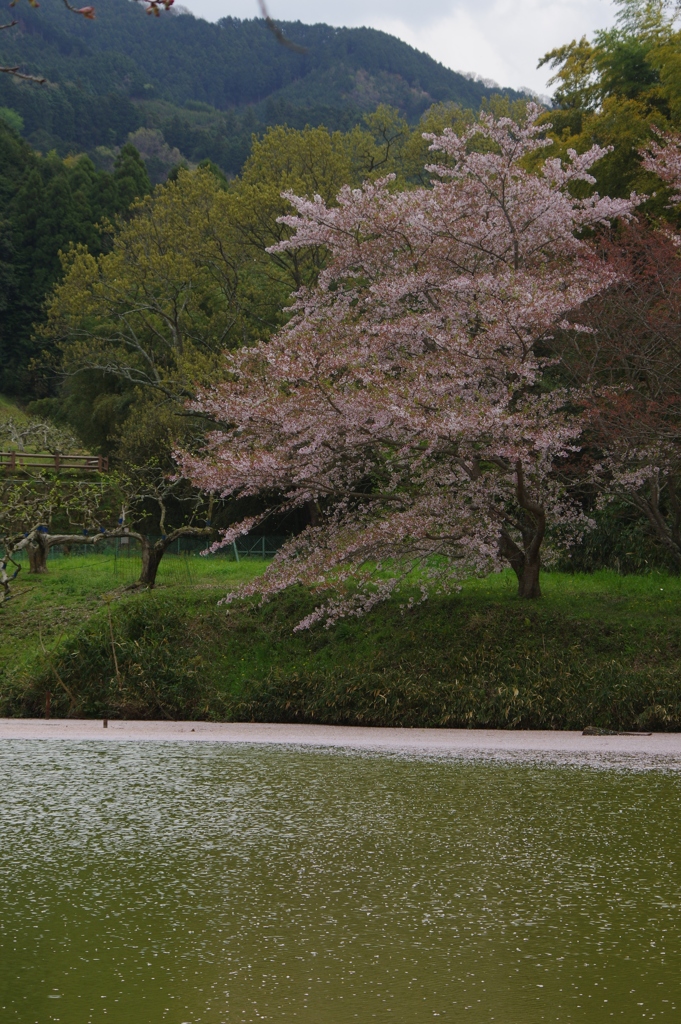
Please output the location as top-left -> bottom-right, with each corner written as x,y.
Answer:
233,541 -> 240,562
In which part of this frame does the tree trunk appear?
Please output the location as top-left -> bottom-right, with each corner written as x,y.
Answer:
129,527 -> 211,589
27,536 -> 48,574
139,540 -> 164,588
497,461 -> 546,599
517,555 -> 541,599
499,529 -> 542,598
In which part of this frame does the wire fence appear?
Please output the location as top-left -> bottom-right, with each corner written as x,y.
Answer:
3,534 -> 288,587
7,534 -> 287,562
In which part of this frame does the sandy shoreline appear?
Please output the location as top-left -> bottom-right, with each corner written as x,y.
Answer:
1,718 -> 681,756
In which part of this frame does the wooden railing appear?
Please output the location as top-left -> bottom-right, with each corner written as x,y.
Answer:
0,452 -> 108,472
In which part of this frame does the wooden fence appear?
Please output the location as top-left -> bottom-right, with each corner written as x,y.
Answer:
0,452 -> 108,472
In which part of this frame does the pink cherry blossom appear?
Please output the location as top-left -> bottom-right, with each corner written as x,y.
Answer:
641,127 -> 681,202
182,106 -> 635,626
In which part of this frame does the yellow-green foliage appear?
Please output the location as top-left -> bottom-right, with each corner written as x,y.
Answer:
42,168 -> 237,398
537,3 -> 681,202
0,396 -> 28,427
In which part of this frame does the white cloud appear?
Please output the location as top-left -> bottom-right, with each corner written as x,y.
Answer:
180,0 -> 618,93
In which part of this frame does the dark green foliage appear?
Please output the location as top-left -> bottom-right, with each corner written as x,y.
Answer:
558,502 -> 678,575
598,32 -> 662,104
0,79 -> 142,155
5,573 -> 680,730
5,599 -> 212,721
28,371 -> 134,453
0,0 -> 524,165
0,120 -> 150,398
113,143 -> 151,210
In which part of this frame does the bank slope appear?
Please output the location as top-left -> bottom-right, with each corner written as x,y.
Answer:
2,563 -> 680,731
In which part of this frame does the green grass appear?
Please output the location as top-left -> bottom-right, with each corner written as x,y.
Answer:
1,553 -> 680,730
0,549 -> 264,681
0,394 -> 27,425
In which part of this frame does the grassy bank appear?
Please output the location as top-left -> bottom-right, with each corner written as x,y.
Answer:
0,394 -> 27,421
1,552 -> 680,730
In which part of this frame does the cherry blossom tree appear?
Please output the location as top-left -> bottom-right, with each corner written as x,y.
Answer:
183,106 -> 634,626
641,128 -> 681,202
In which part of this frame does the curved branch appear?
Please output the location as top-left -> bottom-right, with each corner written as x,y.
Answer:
257,0 -> 307,53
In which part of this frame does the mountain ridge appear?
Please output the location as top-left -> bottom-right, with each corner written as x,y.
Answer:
0,1 -> 528,173
1,2 -> 522,111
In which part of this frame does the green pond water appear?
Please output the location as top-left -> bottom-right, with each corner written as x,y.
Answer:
0,742 -> 679,1024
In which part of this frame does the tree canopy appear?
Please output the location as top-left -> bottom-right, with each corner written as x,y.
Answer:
539,0 -> 681,201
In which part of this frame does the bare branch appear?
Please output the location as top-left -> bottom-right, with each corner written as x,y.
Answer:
257,0 -> 307,53
0,65 -> 47,84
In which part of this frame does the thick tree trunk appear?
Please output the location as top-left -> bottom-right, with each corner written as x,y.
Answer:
27,537 -> 48,574
499,529 -> 542,598
517,555 -> 541,599
139,540 -> 164,588
498,460 -> 545,600
127,526 -> 211,589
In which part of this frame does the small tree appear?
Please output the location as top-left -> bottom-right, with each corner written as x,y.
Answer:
113,467 -> 213,587
183,106 -> 633,625
1,474 -> 116,573
1,415 -> 113,573
1,470 -> 212,587
0,411 -> 211,587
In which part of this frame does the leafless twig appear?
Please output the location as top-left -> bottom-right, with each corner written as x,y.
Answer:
258,0 -> 307,53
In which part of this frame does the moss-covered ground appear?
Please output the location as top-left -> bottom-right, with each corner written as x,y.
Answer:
1,551 -> 680,731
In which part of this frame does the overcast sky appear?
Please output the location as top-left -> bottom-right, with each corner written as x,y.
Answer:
179,0 -> 619,94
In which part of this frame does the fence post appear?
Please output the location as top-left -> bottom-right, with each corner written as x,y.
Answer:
233,541 -> 240,563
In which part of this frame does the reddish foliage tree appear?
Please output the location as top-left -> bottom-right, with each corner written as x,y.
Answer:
558,150 -> 681,566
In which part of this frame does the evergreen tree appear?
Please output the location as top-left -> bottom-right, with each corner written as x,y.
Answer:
114,144 -> 152,210
0,126 -> 152,397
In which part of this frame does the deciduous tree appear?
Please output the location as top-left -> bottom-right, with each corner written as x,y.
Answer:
557,133 -> 681,568
183,106 -> 633,625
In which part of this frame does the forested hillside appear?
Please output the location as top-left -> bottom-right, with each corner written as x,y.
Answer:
0,0 -> 523,168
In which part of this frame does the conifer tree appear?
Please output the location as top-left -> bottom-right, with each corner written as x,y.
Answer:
114,143 -> 151,210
